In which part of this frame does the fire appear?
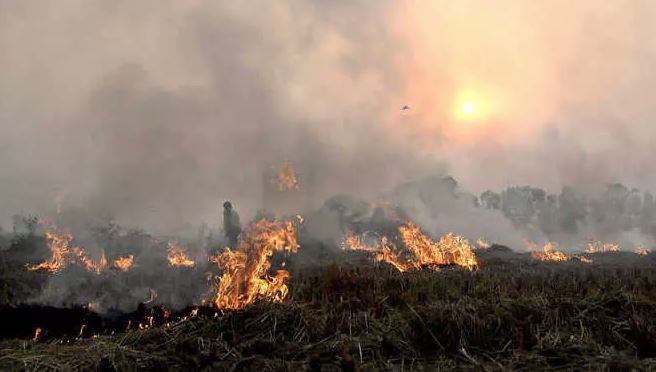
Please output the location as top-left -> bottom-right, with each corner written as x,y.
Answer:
577,256 -> 594,264
529,241 -> 569,262
28,231 -> 109,274
167,241 -> 195,268
399,223 -> 478,271
341,222 -> 478,272
209,219 -> 299,310
342,233 -> 410,271
585,240 -> 620,254
112,255 -> 134,272
28,231 -> 72,272
78,249 -> 107,274
476,238 -> 491,249
33,327 -> 42,342
271,161 -> 299,191
635,247 -> 650,256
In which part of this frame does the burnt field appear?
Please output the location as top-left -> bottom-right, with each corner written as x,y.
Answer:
1,246 -> 655,371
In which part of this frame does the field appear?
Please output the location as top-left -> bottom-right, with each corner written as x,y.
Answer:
1,245 -> 655,371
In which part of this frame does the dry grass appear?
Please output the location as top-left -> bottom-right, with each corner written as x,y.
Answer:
1,250 -> 655,371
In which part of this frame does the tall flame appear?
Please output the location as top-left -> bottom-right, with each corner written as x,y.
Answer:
209,219 -> 298,310
167,241 -> 195,268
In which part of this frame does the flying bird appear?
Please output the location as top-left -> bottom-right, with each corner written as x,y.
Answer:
401,105 -> 411,111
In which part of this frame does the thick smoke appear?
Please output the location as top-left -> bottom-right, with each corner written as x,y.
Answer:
1,1 -> 656,236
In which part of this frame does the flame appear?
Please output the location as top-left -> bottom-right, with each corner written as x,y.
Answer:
585,240 -> 620,254
529,241 -> 569,262
271,161 -> 299,191
341,222 -> 478,272
112,255 -> 134,272
167,241 -> 195,268
577,255 -> 594,264
28,231 -> 72,272
33,327 -> 42,342
78,249 -> 107,274
635,247 -> 650,256
476,238 -> 491,249
28,231 -> 108,274
208,219 -> 298,310
399,223 -> 478,271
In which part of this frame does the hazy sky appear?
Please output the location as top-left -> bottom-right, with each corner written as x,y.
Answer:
2,1 -> 656,230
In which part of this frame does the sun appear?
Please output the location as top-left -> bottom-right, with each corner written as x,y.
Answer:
454,90 -> 486,122
462,101 -> 475,116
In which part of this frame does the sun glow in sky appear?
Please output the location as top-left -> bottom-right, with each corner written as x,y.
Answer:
462,101 -> 475,116
454,90 -> 486,122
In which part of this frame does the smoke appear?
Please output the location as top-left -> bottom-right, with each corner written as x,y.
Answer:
1,1 -> 656,234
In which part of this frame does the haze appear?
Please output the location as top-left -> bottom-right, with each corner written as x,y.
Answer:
1,1 -> 656,231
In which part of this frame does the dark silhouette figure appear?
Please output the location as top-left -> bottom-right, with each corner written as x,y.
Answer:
223,201 -> 241,247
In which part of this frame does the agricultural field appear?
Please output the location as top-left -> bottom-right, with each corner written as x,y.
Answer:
1,229 -> 655,371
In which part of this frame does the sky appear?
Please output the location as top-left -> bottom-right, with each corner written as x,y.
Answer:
1,1 -> 656,231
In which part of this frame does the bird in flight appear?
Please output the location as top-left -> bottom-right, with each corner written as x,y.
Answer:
401,105 -> 410,111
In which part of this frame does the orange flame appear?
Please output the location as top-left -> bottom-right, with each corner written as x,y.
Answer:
33,327 -> 42,342
112,255 -> 134,272
341,222 -> 478,271
271,161 -> 299,191
28,231 -> 109,274
476,238 -> 491,249
529,241 -> 569,262
341,234 -> 410,271
208,219 -> 298,310
28,231 -> 72,272
167,241 -> 195,268
77,249 -> 107,274
585,240 -> 620,254
635,247 -> 650,256
577,255 -> 594,264
399,223 -> 478,271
